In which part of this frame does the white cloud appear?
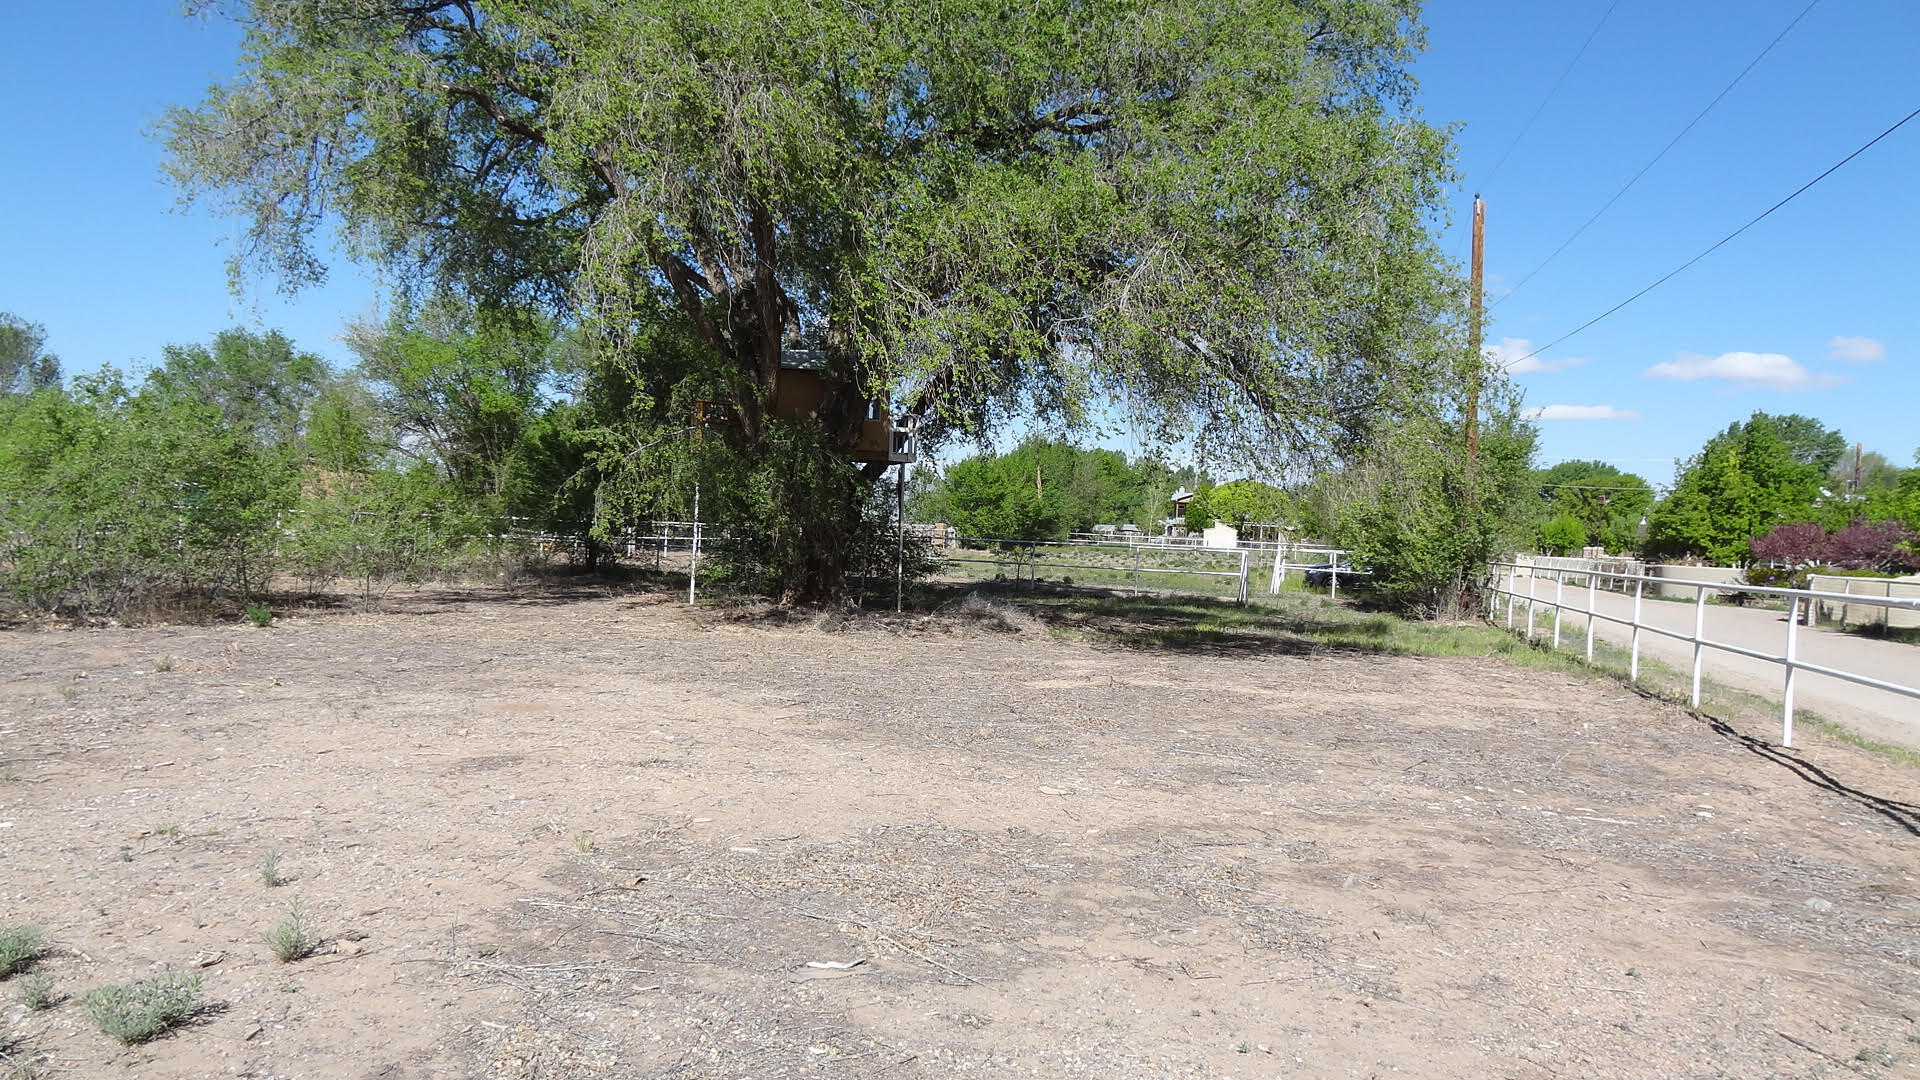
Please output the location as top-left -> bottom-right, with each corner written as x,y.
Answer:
1825,335 -> 1885,363
1642,351 -> 1847,390
1522,404 -> 1642,421
1485,337 -> 1588,374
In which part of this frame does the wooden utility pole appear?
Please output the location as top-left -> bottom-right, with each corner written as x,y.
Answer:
1466,194 -> 1485,463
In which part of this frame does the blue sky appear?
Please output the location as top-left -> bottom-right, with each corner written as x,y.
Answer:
1419,0 -> 1918,483
1,2 -> 1913,485
0,7 -> 378,379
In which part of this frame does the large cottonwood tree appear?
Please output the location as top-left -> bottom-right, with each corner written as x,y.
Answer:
166,0 -> 1461,600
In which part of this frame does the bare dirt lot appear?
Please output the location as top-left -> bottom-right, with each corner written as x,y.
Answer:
3,583 -> 1918,1079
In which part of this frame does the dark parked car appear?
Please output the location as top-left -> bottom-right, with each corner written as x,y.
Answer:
1303,562 -> 1353,587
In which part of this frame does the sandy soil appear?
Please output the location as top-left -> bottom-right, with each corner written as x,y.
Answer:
1,583 -> 1917,1079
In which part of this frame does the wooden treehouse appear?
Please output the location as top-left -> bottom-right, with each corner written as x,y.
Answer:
697,349 -> 917,465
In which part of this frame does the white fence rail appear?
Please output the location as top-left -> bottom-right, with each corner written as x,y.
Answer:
942,538 -> 1359,604
1486,559 -> 1920,748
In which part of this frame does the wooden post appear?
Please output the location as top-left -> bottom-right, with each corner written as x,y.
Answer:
1467,194 -> 1485,464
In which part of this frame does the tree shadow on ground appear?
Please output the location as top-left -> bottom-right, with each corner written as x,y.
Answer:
960,584 -> 1387,660
1704,716 -> 1920,838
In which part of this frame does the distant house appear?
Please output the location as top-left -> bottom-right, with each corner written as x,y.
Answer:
1170,488 -> 1196,517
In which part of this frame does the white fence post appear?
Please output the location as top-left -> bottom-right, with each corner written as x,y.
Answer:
1238,549 -> 1250,606
1525,569 -> 1537,638
1783,595 -> 1800,748
1552,569 -> 1565,649
1585,572 -> 1597,664
1629,576 -> 1644,683
1505,563 -> 1517,628
1690,584 -> 1707,708
687,485 -> 701,605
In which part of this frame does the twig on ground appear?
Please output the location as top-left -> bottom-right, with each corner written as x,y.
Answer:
795,909 -> 996,988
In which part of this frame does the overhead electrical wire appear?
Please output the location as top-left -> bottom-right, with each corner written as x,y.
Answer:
1505,102 -> 1920,370
1495,0 -> 1825,306
1480,0 -> 1624,190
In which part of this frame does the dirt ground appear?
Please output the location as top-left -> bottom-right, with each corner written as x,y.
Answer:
2,582 -> 1917,1079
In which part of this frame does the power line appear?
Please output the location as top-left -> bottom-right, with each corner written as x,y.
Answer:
1481,0 -> 1623,189
1496,0 -> 1824,306
1507,102 -> 1920,369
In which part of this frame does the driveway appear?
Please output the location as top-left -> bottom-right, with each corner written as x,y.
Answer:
1501,573 -> 1920,751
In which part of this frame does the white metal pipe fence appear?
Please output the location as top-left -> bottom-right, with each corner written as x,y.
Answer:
943,537 -> 1253,603
939,538 -> 1362,605
1486,559 -> 1920,747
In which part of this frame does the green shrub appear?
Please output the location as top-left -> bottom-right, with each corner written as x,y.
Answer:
0,924 -> 45,976
244,603 -> 273,627
15,971 -> 55,1010
80,970 -> 205,1044
1742,565 -> 1804,590
264,898 -> 318,963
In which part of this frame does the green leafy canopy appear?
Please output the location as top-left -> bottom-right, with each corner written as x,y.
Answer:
166,0 -> 1462,470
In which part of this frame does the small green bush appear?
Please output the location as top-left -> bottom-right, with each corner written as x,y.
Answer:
80,970 -> 205,1044
0,924 -> 46,977
15,971 -> 55,1010
258,850 -> 284,887
264,898 -> 318,963
1743,565 -> 1805,590
245,603 -> 274,627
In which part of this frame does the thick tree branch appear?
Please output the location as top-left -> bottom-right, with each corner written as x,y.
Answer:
648,239 -> 725,357
444,82 -> 545,146
749,199 -> 782,393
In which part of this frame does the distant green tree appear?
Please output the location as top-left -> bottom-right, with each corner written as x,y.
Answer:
1183,482 -> 1215,533
1749,412 -> 1847,473
146,328 -> 326,448
1538,513 -> 1586,556
943,443 -> 1067,542
0,313 -> 62,395
1205,480 -> 1287,530
1529,460 -> 1654,553
1829,447 -> 1905,496
1313,394 -> 1538,615
1647,415 -> 1821,563
345,302 -> 552,499
305,382 -> 384,476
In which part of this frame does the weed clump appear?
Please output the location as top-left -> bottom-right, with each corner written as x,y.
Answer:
0,925 -> 46,977
245,603 -> 274,628
264,898 -> 318,963
80,970 -> 204,1044
15,971 -> 55,1010
258,850 -> 284,887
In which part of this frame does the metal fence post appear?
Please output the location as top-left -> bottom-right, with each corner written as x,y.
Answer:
1585,572 -> 1597,664
1688,584 -> 1708,708
1630,576 -> 1644,683
1132,544 -> 1140,596
1505,563 -> 1517,629
687,485 -> 701,605
1330,562 -> 1339,601
1525,567 -> 1538,638
1238,549 -> 1250,606
1552,569 -> 1565,649
1783,595 -> 1800,748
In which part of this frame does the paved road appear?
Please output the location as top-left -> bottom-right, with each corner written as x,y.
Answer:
1501,574 -> 1920,750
